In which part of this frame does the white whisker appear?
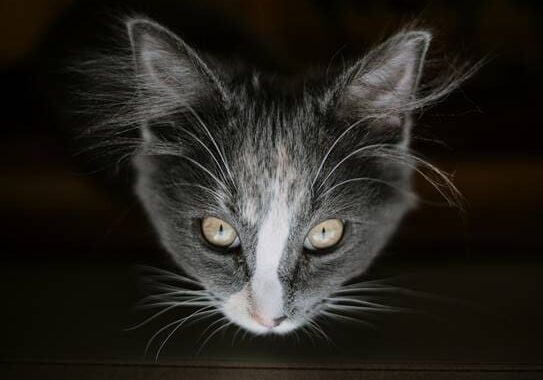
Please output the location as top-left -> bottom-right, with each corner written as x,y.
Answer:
231,325 -> 243,346
137,266 -> 203,286
314,143 -> 463,209
311,116 -> 372,189
139,300 -> 215,309
316,143 -> 396,192
198,316 -> 229,342
325,297 -> 403,311
147,305 -> 219,360
162,180 -> 225,202
137,291 -> 210,304
153,308 -> 221,361
321,310 -> 377,330
143,283 -> 209,295
307,319 -> 334,345
316,176 -> 416,201
185,105 -> 237,189
326,303 -> 402,313
331,286 -> 403,295
299,324 -> 316,345
143,144 -> 232,195
127,296 -> 215,330
197,319 -> 233,354
178,124 -> 230,187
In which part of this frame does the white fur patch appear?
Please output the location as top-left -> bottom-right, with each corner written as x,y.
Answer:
222,285 -> 269,333
250,184 -> 291,321
222,144 -> 302,333
222,284 -> 299,334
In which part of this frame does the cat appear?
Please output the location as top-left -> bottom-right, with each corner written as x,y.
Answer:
81,16 -> 473,336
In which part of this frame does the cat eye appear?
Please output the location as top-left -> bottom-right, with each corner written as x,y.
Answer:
201,217 -> 240,249
304,219 -> 344,251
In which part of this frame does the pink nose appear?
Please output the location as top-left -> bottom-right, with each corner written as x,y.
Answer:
252,312 -> 287,328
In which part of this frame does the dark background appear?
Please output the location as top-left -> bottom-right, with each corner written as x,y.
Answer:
1,0 -> 542,368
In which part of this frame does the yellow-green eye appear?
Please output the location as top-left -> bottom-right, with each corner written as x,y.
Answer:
201,217 -> 240,248
304,219 -> 344,250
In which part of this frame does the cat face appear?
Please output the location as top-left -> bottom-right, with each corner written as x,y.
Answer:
126,19 -> 431,334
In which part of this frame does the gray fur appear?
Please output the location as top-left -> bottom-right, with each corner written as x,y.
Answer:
80,16 -> 474,336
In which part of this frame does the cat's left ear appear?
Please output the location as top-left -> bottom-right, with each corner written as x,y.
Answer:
335,30 -> 431,135
127,18 -> 228,105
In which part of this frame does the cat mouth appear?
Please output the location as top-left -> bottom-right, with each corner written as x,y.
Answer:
225,310 -> 300,335
240,317 -> 300,335
221,299 -> 301,335
218,283 -> 305,335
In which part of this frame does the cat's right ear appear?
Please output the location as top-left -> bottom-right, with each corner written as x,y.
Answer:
126,18 -> 228,106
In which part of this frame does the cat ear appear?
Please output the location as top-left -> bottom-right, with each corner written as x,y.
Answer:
337,31 -> 431,123
126,18 -> 227,105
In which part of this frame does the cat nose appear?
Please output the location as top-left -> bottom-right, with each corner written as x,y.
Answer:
253,313 -> 287,328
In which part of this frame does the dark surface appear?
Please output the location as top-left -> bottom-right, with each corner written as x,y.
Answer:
2,362 -> 543,380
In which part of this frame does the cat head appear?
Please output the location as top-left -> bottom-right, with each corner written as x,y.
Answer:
106,18 -> 462,334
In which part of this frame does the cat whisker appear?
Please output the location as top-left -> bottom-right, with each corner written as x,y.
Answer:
315,143 -> 463,210
147,305 -> 220,360
153,309 -> 222,361
197,319 -> 233,354
364,148 -> 464,210
324,296 -> 406,311
315,143 -> 397,192
197,315 -> 230,344
291,327 -> 301,344
316,176 -> 416,202
142,283 -> 208,294
143,145 -> 232,196
333,281 -> 493,322
142,289 -> 213,303
168,121 -> 231,189
299,324 -> 316,345
155,124 -> 232,195
137,290 -> 211,304
162,181 -> 226,203
137,287 -> 219,304
335,283 -> 466,304
126,304 -> 182,332
328,295 -> 465,325
311,116 -> 372,189
231,325 -> 243,347
340,274 -> 420,287
139,290 -> 211,299
140,283 -> 209,295
325,303 -> 405,314
307,318 -> 334,345
127,296 -> 216,331
137,265 -> 203,286
185,105 -> 237,190
321,310 -> 378,330
138,300 -> 215,310
331,286 -> 406,295
240,329 -> 251,343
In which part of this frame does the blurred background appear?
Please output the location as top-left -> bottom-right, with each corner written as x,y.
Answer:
1,0 -> 543,368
